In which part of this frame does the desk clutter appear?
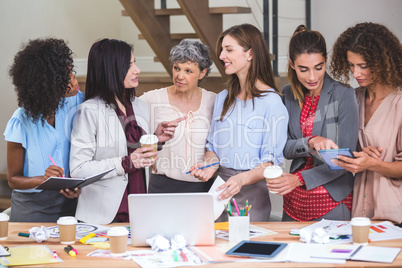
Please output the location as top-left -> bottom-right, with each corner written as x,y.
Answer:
0,220 -> 400,267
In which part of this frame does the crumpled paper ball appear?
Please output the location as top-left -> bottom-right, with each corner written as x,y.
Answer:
29,226 -> 50,243
299,227 -> 330,244
170,234 -> 186,250
146,235 -> 170,251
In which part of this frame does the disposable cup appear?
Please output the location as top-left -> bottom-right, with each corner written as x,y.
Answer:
140,134 -> 158,159
108,227 -> 129,256
0,213 -> 9,240
57,216 -> 77,244
350,217 -> 371,245
264,166 -> 283,194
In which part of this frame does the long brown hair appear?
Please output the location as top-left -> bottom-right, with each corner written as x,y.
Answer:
288,25 -> 327,108
216,23 -> 278,121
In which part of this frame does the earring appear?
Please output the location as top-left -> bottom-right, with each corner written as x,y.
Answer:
247,59 -> 251,62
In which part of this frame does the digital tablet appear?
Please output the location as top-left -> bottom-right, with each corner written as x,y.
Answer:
318,148 -> 355,170
225,240 -> 287,258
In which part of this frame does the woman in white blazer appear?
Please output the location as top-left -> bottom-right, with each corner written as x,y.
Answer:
70,39 -> 184,224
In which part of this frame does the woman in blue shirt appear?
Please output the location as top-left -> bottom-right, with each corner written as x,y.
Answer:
190,24 -> 289,222
4,38 -> 83,222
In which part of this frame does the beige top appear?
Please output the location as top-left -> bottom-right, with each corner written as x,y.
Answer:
139,87 -> 216,182
352,87 -> 402,223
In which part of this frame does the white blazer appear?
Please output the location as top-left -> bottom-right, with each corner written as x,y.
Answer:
70,96 -> 150,224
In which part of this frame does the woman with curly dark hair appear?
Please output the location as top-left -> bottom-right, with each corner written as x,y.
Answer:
3,38 -> 84,222
331,22 -> 402,223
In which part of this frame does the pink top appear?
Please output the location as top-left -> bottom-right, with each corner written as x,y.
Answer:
352,87 -> 402,223
140,88 -> 216,182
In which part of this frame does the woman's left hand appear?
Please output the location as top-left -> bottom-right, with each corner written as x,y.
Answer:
155,116 -> 187,143
216,173 -> 245,200
333,149 -> 381,173
60,187 -> 81,199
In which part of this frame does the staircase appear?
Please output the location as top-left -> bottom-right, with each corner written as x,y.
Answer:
119,0 -> 288,94
119,0 -> 254,93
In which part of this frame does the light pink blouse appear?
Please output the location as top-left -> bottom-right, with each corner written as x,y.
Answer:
139,88 -> 216,182
352,87 -> 402,223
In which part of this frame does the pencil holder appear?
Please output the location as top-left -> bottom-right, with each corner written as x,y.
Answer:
229,215 -> 250,243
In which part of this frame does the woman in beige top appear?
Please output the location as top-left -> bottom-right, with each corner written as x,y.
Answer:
331,22 -> 402,223
140,39 -> 216,193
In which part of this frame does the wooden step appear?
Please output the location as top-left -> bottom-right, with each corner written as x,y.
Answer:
122,6 -> 251,17
138,33 -> 198,40
209,6 -> 251,14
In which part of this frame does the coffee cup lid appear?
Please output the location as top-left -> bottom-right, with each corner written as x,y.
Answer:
350,217 -> 371,226
0,213 -> 9,221
263,165 -> 283,178
57,216 -> 77,225
107,226 -> 129,236
140,134 -> 158,145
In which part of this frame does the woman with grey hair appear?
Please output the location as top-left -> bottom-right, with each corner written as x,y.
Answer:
140,39 -> 216,193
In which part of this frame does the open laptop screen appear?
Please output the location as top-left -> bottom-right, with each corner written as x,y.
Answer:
128,193 -> 215,246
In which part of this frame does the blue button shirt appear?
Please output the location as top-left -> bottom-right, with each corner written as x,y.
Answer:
3,91 -> 84,193
206,89 -> 289,170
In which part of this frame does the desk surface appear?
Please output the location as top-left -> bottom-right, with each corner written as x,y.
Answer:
2,221 -> 402,267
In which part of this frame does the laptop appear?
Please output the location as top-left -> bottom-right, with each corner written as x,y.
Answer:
128,193 -> 215,246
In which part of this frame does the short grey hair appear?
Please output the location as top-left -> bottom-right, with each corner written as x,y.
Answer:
169,39 -> 213,79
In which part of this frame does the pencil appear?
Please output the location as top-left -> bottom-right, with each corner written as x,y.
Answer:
185,161 -> 220,174
232,198 -> 241,216
48,155 -> 64,178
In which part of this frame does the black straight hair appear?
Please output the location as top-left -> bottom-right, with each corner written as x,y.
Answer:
85,38 -> 135,107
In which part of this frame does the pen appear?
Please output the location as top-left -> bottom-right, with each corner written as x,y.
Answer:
64,246 -> 76,257
232,198 -> 241,216
18,232 -> 30,237
173,250 -> 178,262
67,245 -> 77,255
185,161 -> 220,174
180,249 -> 188,262
53,250 -> 58,259
48,155 -> 64,178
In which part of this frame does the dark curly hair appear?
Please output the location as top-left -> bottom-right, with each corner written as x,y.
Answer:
330,22 -> 401,88
9,38 -> 74,123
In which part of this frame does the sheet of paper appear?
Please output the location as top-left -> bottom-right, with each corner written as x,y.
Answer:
369,221 -> 402,241
286,243 -> 346,264
208,176 -> 231,220
0,245 -> 62,266
351,246 -> 401,263
309,244 -> 360,259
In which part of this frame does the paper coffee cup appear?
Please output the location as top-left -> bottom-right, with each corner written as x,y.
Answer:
0,213 -> 9,240
57,216 -> 77,244
263,165 -> 283,194
350,217 -> 371,245
107,227 -> 129,256
140,134 -> 158,159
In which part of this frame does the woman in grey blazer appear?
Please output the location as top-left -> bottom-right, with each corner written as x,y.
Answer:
267,25 -> 359,221
70,39 -> 184,224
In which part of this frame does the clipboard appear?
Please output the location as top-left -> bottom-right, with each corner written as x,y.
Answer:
318,148 -> 355,170
36,167 -> 115,191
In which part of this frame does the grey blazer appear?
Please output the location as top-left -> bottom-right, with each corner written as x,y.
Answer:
70,96 -> 150,224
282,73 -> 359,202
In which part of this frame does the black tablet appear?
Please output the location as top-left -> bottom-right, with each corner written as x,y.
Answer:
226,240 -> 287,258
318,148 -> 355,170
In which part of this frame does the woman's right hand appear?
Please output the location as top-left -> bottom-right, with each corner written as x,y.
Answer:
130,147 -> 158,168
44,165 -> 65,181
189,162 -> 218,182
308,136 -> 339,151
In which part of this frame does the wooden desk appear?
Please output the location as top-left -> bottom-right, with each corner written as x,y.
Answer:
3,222 -> 402,267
